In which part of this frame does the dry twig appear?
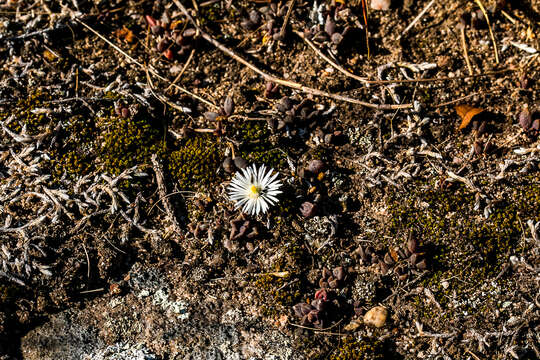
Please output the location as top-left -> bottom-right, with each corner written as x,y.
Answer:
74,18 -> 218,110
474,0 -> 500,64
173,0 -> 411,110
151,154 -> 183,236
398,0 -> 435,40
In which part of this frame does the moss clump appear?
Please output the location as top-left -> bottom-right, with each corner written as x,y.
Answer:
1,90 -> 51,135
0,284 -> 21,306
330,337 -> 388,360
98,113 -> 166,175
387,177 -> 540,303
50,114 -> 98,178
238,121 -> 286,169
53,151 -> 94,178
168,135 -> 222,189
253,271 -> 303,316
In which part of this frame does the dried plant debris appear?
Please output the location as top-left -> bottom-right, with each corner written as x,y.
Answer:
0,0 -> 539,359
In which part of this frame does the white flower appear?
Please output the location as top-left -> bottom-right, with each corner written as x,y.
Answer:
227,164 -> 283,215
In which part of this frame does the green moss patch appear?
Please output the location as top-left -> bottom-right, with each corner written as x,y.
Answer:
386,177 -> 540,296
168,134 -> 222,189
1,90 -> 51,135
238,121 -> 286,169
330,337 -> 388,360
98,113 -> 166,175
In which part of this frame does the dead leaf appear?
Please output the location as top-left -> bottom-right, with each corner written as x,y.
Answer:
455,104 -> 484,130
43,50 -> 57,62
115,26 -> 134,43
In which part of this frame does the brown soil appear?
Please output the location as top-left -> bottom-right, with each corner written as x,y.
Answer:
0,0 -> 539,359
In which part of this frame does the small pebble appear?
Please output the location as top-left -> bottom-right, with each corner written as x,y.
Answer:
371,0 -> 391,10
364,306 -> 388,328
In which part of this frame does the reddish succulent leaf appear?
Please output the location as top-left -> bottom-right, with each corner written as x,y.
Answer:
455,104 -> 485,130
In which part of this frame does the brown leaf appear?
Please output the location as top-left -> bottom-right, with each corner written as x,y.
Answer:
115,26 -> 134,43
455,104 -> 485,130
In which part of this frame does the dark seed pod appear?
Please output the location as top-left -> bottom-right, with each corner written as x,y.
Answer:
266,117 -> 277,130
241,19 -> 254,30
312,298 -> 326,311
416,259 -> 427,270
331,32 -> 344,44
307,159 -> 325,174
120,107 -> 130,118
477,121 -> 487,135
157,39 -> 169,52
293,303 -> 313,318
407,239 -> 417,254
532,119 -> 540,131
249,10 -> 261,25
223,96 -> 234,116
246,227 -> 259,239
384,252 -> 395,266
204,112 -> 219,121
183,28 -> 197,37
519,74 -> 530,89
151,25 -> 163,35
300,202 -> 317,217
396,266 -> 408,281
325,16 -> 336,35
233,156 -> 247,169
174,33 -> 185,46
474,140 -> 483,155
333,266 -> 345,281
322,268 -> 332,280
370,254 -> 379,265
379,261 -> 390,275
483,140 -> 494,154
357,246 -> 368,262
223,157 -> 235,173
354,303 -> 364,316
365,246 -> 375,257
519,106 -> 531,130
328,278 -> 339,288
276,97 -> 293,112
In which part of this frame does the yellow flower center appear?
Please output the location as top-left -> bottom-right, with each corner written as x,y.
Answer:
249,184 -> 261,198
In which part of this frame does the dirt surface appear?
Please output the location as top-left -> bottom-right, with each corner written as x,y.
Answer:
0,0 -> 539,359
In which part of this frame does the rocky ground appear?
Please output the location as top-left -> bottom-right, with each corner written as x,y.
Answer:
0,0 -> 539,359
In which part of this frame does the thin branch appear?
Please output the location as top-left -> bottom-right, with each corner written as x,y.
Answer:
296,30 -> 514,86
474,0 -> 500,64
173,0 -> 411,110
279,0 -> 296,40
74,18 -> 218,110
294,30 -> 369,84
151,154 -> 183,236
459,24 -> 474,75
398,0 -> 435,40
